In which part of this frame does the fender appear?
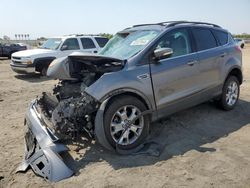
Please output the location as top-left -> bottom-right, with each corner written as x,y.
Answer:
97,87 -> 155,110
224,57 -> 242,84
33,57 -> 56,70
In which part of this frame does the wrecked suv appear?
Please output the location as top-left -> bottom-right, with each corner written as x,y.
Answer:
19,21 -> 242,181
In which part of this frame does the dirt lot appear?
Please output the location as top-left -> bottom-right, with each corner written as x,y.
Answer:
0,45 -> 250,188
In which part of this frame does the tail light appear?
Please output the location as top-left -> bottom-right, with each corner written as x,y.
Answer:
235,45 -> 242,53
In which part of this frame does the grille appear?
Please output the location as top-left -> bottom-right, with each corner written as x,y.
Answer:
12,60 -> 21,64
12,56 -> 21,60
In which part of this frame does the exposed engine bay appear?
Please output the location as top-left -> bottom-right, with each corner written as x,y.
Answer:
38,53 -> 125,140
17,53 -> 125,182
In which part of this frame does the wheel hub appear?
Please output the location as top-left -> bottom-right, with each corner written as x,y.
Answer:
110,105 -> 144,145
226,81 -> 239,106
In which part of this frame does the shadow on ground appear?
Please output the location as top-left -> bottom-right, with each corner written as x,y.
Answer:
60,99 -> 250,176
14,74 -> 52,83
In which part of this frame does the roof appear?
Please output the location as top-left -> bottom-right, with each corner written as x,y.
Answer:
130,21 -> 222,30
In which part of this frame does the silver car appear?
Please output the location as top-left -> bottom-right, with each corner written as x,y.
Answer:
18,21 -> 242,181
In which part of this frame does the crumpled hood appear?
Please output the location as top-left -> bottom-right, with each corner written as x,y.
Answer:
47,52 -> 124,80
67,52 -> 123,62
12,48 -> 56,58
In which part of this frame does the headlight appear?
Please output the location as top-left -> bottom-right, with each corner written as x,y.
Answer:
22,57 -> 32,64
26,61 -> 33,65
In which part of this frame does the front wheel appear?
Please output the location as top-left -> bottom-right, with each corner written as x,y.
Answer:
103,96 -> 150,150
217,76 -> 240,110
41,67 -> 48,76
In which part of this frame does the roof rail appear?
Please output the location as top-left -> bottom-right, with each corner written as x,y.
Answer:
133,21 -> 185,27
133,23 -> 163,27
132,21 -> 221,28
167,21 -> 221,28
66,34 -> 102,37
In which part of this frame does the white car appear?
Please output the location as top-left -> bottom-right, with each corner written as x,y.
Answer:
10,35 -> 109,75
234,38 -> 245,49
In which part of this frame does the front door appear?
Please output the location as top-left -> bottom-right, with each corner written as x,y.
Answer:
150,28 -> 201,117
60,38 -> 81,57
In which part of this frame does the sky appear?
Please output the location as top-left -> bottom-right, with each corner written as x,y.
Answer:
0,0 -> 250,39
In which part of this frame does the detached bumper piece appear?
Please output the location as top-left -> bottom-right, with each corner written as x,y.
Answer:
16,100 -> 73,182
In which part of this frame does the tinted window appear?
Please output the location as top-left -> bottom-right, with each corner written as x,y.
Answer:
192,28 -> 217,51
81,38 -> 96,49
62,38 -> 80,50
212,30 -> 228,45
155,28 -> 192,58
95,37 -> 109,47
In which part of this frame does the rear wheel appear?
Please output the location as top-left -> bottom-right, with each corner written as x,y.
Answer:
216,76 -> 240,110
103,96 -> 150,150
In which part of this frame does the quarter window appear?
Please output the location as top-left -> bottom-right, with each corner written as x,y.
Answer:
155,28 -> 192,58
95,37 -> 109,47
62,38 -> 80,50
212,30 -> 228,46
192,28 -> 217,51
80,38 -> 96,49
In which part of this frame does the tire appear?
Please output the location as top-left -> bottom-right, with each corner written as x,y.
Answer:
103,96 -> 150,150
241,44 -> 244,49
40,67 -> 48,76
216,76 -> 240,111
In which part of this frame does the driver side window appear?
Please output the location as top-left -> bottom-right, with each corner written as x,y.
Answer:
62,38 -> 80,50
156,28 -> 192,58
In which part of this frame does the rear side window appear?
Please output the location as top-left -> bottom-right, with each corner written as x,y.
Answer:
95,37 -> 109,47
80,38 -> 96,49
212,30 -> 228,46
192,28 -> 217,51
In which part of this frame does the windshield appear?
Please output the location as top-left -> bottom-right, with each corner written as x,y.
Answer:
41,38 -> 62,50
99,30 -> 160,59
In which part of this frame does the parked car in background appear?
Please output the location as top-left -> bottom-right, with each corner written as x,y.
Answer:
16,43 -> 32,50
234,38 -> 245,48
10,35 -> 109,75
0,43 -> 27,58
19,21 -> 242,181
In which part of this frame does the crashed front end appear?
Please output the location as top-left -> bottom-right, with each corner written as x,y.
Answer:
17,53 -> 124,182
17,100 -> 74,182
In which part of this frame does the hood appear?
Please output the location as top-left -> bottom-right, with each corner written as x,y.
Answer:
12,48 -> 55,58
47,52 -> 124,80
68,52 -> 123,62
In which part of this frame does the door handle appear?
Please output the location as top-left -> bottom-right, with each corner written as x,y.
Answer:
220,52 -> 227,58
187,60 -> 197,66
94,50 -> 98,53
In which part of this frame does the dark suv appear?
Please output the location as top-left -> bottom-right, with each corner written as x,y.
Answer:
19,21 -> 242,181
0,43 -> 26,58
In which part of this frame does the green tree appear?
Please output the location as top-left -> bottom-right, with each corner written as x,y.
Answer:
99,33 -> 113,39
233,34 -> 250,39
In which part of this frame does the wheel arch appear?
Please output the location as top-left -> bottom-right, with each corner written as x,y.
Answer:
226,67 -> 243,85
33,57 -> 56,72
98,88 -> 155,113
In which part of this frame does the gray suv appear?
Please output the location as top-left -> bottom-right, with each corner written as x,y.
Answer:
19,21 -> 242,181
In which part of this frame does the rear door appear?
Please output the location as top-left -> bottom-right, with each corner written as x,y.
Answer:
191,27 -> 222,91
80,38 -> 98,53
150,28 -> 201,113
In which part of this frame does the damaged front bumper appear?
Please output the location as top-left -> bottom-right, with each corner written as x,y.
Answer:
17,100 -> 73,182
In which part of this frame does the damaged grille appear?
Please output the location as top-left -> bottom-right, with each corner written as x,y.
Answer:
37,87 -> 99,140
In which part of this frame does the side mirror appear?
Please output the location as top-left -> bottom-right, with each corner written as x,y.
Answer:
61,45 -> 68,51
153,48 -> 173,60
